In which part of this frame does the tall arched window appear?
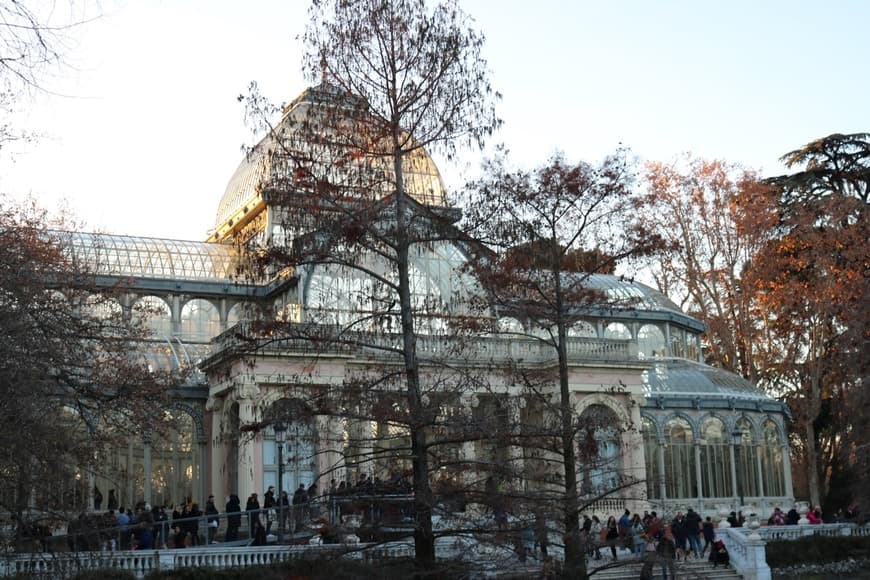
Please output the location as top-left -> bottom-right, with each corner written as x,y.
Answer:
604,322 -> 631,340
642,417 -> 660,499
760,420 -> 786,497
132,296 -> 172,338
578,405 -> 621,495
664,417 -> 697,499
734,417 -> 759,499
700,417 -> 732,498
638,324 -> 665,358
180,299 -> 220,341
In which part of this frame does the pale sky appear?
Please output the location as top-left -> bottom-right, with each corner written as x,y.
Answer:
1,0 -> 868,241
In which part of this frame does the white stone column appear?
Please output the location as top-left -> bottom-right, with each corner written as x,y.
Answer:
237,398 -> 258,502
316,415 -> 345,486
87,470 -> 96,512
143,436 -> 152,505
782,444 -> 794,501
198,439 -> 208,503
127,440 -> 135,507
625,399 -> 647,513
729,443 -> 739,507
755,443 -> 765,502
508,401 -> 524,490
657,438 -> 667,501
694,441 -> 704,505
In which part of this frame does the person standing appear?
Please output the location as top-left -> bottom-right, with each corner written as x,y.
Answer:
656,526 -> 677,580
604,515 -> 619,560
246,493 -> 260,539
205,495 -> 219,544
292,484 -> 308,532
684,508 -> 703,559
225,494 -> 241,542
263,486 -> 276,534
701,516 -> 716,555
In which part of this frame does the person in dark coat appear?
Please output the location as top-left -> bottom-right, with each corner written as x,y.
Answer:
246,493 -> 260,538
225,495 -> 242,541
205,496 -> 219,543
292,484 -> 308,532
263,486 -> 276,534
251,518 -> 267,546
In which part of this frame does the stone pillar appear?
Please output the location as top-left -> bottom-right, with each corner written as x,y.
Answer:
236,397 -> 258,502
88,470 -> 96,512
782,444 -> 794,501
316,415 -> 345,486
625,398 -> 647,513
198,438 -> 208,503
755,443 -> 765,502
508,400 -> 524,491
170,294 -> 181,336
127,440 -> 135,507
656,437 -> 667,501
143,435 -> 152,505
694,441 -> 704,507
729,443 -> 739,507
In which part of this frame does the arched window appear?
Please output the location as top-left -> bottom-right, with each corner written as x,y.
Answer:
497,317 -> 523,334
132,296 -> 172,338
760,420 -> 786,497
227,302 -> 246,328
700,417 -> 733,498
642,417 -> 660,499
734,417 -> 759,499
180,299 -> 220,341
568,321 -> 596,338
578,405 -> 621,495
664,417 -> 697,499
638,324 -> 665,358
604,322 -> 631,340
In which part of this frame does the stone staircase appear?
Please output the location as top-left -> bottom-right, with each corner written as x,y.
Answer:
588,556 -> 742,580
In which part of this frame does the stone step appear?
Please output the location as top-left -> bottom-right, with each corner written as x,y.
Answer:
589,558 -> 742,580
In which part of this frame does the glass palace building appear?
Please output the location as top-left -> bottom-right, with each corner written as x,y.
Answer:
65,84 -> 793,517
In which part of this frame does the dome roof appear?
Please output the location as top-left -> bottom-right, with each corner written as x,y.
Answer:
213,84 -> 449,237
581,274 -> 682,314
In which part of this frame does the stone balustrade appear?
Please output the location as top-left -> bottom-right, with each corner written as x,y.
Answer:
212,321 -> 636,364
717,526 -> 771,580
0,544 -> 363,579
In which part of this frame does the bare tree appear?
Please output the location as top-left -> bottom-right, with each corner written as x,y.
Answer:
0,196 -> 173,541
231,0 -> 499,570
462,151 -> 663,577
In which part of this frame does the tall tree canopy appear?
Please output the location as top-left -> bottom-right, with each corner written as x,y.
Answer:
755,133 -> 869,510
236,0 -> 501,569
642,157 -> 774,381
463,150 -> 661,577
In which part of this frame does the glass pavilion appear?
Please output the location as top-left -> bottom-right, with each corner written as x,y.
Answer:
61,83 -> 793,518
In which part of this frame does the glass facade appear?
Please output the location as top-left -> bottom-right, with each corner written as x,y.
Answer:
61,231 -> 241,282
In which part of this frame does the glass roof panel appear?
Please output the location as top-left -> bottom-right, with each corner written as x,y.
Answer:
60,232 -> 241,283
641,358 -> 767,399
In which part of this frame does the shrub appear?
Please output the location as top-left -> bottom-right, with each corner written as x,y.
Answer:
71,569 -> 136,580
766,535 -> 870,568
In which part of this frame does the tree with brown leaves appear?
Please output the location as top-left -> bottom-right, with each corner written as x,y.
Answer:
756,133 -> 868,511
